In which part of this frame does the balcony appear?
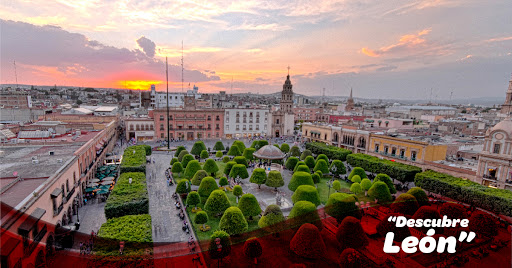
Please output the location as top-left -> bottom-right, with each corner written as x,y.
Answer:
24,224 -> 47,257
65,187 -> 75,203
53,202 -> 63,216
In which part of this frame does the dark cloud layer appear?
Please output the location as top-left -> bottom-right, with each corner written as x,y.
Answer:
136,36 -> 156,58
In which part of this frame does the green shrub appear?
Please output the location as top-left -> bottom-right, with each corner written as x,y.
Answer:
222,156 -> 230,163
330,160 -> 346,176
313,159 -> 329,174
347,153 -> 421,182
238,194 -> 261,219
243,148 -> 255,161
177,149 -> 189,162
175,146 -> 186,157
439,202 -> 468,219
141,145 -> 152,156
171,162 -> 183,174
195,211 -> 209,228
219,207 -> 248,235
336,216 -> 368,250
208,231 -> 231,260
285,157 -> 299,170
292,185 -> 321,206
205,190 -> 231,216
348,167 -> 367,181
265,171 -> 284,190
288,201 -> 322,230
229,164 -> 249,179
333,180 -> 341,192
293,161 -> 306,172
181,154 -> 194,168
203,159 -> 219,176
233,156 -> 248,167
184,160 -> 201,179
368,181 -> 392,203
280,143 -> 290,153
360,179 -> 372,193
227,146 -> 241,156
290,223 -> 326,259
295,165 -> 311,173
350,182 -> 362,195
198,177 -> 219,200
213,141 -> 225,151
98,214 -> 152,243
219,177 -> 228,189
305,142 -> 351,161
311,173 -> 321,184
176,179 -> 190,194
191,170 -> 208,186
289,146 -> 301,157
316,154 -> 329,163
391,194 -> 419,216
105,172 -> 148,219
469,211 -> 498,238
170,158 -> 178,165
258,205 -> 285,230
288,171 -> 315,191
120,146 -> 147,174
304,156 -> 316,169
325,193 -> 360,224
300,149 -> 312,160
273,144 -> 280,149
200,150 -> 209,160
216,151 -> 223,158
374,173 -> 396,194
224,161 -> 237,176
191,141 -> 207,156
351,175 -> 361,183
250,168 -> 267,189
186,191 -> 201,209
232,140 -> 246,154
406,187 -> 429,206
233,185 -> 243,201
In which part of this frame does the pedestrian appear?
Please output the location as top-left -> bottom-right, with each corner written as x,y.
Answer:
79,242 -> 84,255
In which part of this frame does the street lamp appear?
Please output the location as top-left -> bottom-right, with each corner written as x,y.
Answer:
326,178 -> 333,197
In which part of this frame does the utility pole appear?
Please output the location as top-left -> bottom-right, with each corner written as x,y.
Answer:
166,57 -> 170,149
13,60 -> 18,89
181,40 -> 184,93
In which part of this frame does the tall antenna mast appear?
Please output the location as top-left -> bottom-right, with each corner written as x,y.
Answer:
13,60 -> 18,89
181,40 -> 184,93
166,57 -> 170,149
231,76 -> 233,95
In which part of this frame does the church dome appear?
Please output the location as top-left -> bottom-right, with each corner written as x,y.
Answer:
490,118 -> 512,136
253,145 -> 286,160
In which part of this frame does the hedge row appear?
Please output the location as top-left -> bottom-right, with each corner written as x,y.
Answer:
305,142 -> 352,161
96,214 -> 152,256
415,170 -> 512,216
346,153 -> 421,182
105,172 -> 149,219
120,145 -> 147,174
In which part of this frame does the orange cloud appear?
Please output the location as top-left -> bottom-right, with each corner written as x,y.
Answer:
361,47 -> 380,57
361,28 -> 431,57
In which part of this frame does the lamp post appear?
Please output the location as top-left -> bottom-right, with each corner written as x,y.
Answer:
326,178 -> 333,198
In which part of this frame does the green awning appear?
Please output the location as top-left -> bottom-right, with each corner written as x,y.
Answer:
85,187 -> 96,193
97,189 -> 109,194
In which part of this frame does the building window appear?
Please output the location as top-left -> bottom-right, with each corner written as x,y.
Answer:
243,125 -> 246,131
391,148 -> 396,156
216,116 -> 220,121
384,146 -> 389,154
375,144 -> 379,152
216,124 -> 220,130
493,143 -> 501,154
226,125 -> 229,130
411,151 -> 417,161
208,116 -> 211,120
160,124 -> 164,130
236,125 -> 240,131
161,133 -> 164,138
276,119 -> 280,124
160,115 -> 164,121
256,125 -> 259,130
400,149 -> 405,158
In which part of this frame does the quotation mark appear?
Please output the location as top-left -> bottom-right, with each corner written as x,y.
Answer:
388,216 -> 397,222
458,231 -> 476,242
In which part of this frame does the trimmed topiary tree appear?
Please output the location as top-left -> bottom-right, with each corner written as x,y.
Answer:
195,211 -> 209,229
280,143 -> 290,153
219,206 -> 248,235
360,179 -> 372,196
377,213 -> 411,242
374,173 -> 396,194
288,201 -> 322,230
292,185 -> 321,206
285,157 -> 299,170
176,179 -> 190,194
348,167 -> 367,181
227,146 -> 241,156
311,173 -> 321,184
229,164 -> 249,180
304,156 -> 316,170
216,151 -> 223,158
213,141 -> 225,151
233,156 -> 248,167
171,162 -> 183,175
391,193 -> 419,216
295,165 -> 311,173
243,238 -> 262,265
289,146 -> 301,157
368,181 -> 392,203
273,144 -> 280,149
325,193 -> 360,224
224,161 -> 237,177
203,159 -> 219,177
336,216 -> 369,250
330,160 -> 346,176
243,148 -> 255,161
178,150 -> 190,162
175,146 -> 186,157
208,231 -> 231,260
313,159 -> 329,174
439,202 -> 468,219
300,149 -> 312,160
293,161 -> 307,172
219,177 -> 228,190
170,158 -> 178,165
250,168 -> 267,189
258,204 -> 285,231
233,185 -> 243,203
412,206 -> 444,234
232,140 -> 246,154
198,177 -> 219,200
184,160 -> 201,179
238,193 -> 261,220
290,223 -> 326,259
316,154 -> 329,163
181,154 -> 194,168
191,141 -> 207,156
191,170 -> 208,186
265,171 -> 284,190
333,180 -> 341,192
351,175 -> 361,183
406,187 -> 429,207
186,191 -> 201,210
339,248 -> 362,268
200,150 -> 209,160
469,211 -> 498,238
350,182 -> 362,195
222,156 -> 230,163
288,171 -> 315,191
205,190 -> 231,216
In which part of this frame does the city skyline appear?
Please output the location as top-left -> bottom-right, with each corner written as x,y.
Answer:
1,0 -> 511,99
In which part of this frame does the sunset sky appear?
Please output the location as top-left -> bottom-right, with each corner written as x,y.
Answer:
1,0 -> 511,100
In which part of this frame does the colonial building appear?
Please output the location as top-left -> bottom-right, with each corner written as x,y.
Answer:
477,118 -> 512,190
224,108 -> 270,139
124,117 -> 155,141
500,75 -> 512,115
368,134 -> 447,164
271,73 -> 295,137
301,123 -> 370,153
293,107 -> 322,123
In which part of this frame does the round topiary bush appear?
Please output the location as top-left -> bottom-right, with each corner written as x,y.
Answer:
469,211 -> 498,238
304,156 -> 316,169
198,176 -> 219,200
243,148 -> 255,161
288,201 -> 322,230
265,171 -> 284,190
285,157 -> 299,170
258,204 -> 285,230
300,149 -> 312,160
229,164 -> 249,179
348,167 -> 367,181
376,213 -> 411,242
232,140 -> 246,154
292,185 -> 321,206
374,174 -> 396,194
224,161 -> 237,176
216,151 -> 223,158
249,168 -> 267,189
293,161 -> 305,171
181,153 -> 194,168
406,187 -> 429,206
219,206 -> 248,235
288,171 -> 314,191
243,238 -> 262,264
330,160 -> 346,176
184,160 -> 201,179
280,143 -> 290,153
195,210 -> 209,229
412,206 -> 443,234
290,223 -> 326,259
227,146 -> 241,156
313,159 -> 329,174
233,185 -> 243,202
233,156 -> 248,167
289,145 -> 301,157
368,181 -> 392,203
222,156 -> 230,163
391,193 -> 419,216
333,180 -> 342,192
203,159 -> 219,177
191,141 -> 207,156
360,179 -> 372,195
311,173 -> 321,184
171,162 -> 183,175
338,248 -> 362,268
238,193 -> 261,220
213,141 -> 225,151
170,158 -> 178,165
191,170 -> 208,186
315,154 -> 329,163
219,177 -> 229,190
175,146 -> 186,157
295,165 -> 311,173
336,216 -> 369,250
176,179 -> 190,194
200,150 -> 209,160
186,191 -> 201,209
350,175 -> 361,183
350,182 -> 362,195
208,231 -> 231,260
205,190 -> 230,216
325,193 -> 360,224
439,202 -> 468,219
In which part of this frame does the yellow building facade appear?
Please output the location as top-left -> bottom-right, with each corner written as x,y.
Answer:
368,134 -> 447,163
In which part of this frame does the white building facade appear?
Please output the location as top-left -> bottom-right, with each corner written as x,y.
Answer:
150,84 -> 201,108
224,108 -> 271,139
